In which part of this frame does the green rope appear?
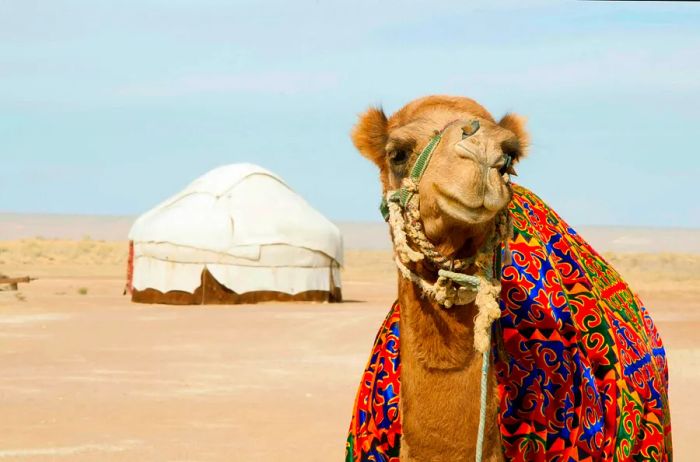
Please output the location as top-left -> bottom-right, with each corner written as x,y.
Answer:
400,133 -> 442,208
437,269 -> 481,289
475,243 -> 502,462
409,133 -> 441,181
379,133 -> 442,219
475,341 -> 490,462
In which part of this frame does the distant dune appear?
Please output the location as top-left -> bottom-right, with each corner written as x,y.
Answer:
0,213 -> 134,241
1,213 -> 699,253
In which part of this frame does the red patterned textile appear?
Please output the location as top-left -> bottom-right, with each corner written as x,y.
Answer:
345,184 -> 671,461
345,303 -> 401,461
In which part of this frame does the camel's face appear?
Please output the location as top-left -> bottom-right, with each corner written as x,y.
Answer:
352,95 -> 529,247
389,116 -> 519,232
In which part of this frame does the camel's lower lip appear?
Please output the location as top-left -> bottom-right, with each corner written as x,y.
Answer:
434,187 -> 491,223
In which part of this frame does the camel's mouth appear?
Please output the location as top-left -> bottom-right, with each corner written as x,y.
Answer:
433,184 -> 496,224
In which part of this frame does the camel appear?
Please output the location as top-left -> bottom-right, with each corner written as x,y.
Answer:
345,96 -> 672,462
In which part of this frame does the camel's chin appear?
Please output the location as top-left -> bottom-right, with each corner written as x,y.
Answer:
435,194 -> 497,226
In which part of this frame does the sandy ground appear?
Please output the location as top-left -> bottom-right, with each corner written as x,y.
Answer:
0,241 -> 699,460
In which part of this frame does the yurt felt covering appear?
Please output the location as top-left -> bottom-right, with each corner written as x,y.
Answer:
128,164 -> 342,304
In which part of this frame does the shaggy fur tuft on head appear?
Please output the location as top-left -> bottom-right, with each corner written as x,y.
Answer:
351,107 -> 389,189
498,113 -> 529,160
352,107 -> 388,164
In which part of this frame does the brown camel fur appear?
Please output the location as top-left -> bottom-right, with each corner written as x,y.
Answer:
352,95 -> 529,461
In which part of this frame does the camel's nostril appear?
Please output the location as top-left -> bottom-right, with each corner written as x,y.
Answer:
491,154 -> 512,174
499,154 -> 512,175
461,119 -> 480,138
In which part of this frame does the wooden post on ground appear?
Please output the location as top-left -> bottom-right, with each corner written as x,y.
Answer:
0,276 -> 34,291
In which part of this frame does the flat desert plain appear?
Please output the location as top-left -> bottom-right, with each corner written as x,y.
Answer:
0,228 -> 699,461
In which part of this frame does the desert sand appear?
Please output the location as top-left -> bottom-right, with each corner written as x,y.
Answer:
0,231 -> 699,460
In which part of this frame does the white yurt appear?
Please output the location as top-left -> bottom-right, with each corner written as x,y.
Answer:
126,163 -> 342,304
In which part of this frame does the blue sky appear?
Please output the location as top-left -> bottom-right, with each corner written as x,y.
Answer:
1,0 -> 698,227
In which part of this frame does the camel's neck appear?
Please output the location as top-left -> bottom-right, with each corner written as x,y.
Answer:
397,273 -> 502,461
397,275 -> 478,369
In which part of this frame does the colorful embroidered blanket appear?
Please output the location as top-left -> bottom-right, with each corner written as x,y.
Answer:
346,184 -> 672,461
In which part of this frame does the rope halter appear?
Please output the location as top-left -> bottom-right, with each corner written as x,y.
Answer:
380,119 -> 513,352
380,118 -> 514,462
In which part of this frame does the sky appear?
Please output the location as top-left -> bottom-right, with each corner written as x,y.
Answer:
1,0 -> 699,227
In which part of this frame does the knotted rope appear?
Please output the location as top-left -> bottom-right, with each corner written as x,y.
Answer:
386,182 -> 511,352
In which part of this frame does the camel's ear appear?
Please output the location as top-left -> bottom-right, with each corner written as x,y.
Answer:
351,107 -> 388,168
498,113 -> 529,161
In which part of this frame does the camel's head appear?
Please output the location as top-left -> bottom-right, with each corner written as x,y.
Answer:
352,95 -> 528,254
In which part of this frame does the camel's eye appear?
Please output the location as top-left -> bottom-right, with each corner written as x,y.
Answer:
389,149 -> 409,165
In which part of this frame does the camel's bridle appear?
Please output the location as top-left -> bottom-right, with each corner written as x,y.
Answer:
379,118 -> 512,222
379,118 -> 512,462
379,119 -> 512,310
379,126 -> 444,222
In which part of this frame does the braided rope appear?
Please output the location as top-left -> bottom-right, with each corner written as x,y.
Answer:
386,187 -> 511,352
472,251 -> 503,354
475,340 -> 490,462
394,257 -> 480,308
386,198 -> 424,263
401,179 -> 473,271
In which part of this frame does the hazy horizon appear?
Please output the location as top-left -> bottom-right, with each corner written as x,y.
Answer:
2,210 -> 700,231
2,212 -> 699,255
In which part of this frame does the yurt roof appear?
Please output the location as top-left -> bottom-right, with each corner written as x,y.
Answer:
129,163 -> 342,263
